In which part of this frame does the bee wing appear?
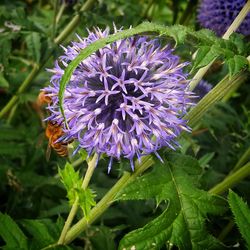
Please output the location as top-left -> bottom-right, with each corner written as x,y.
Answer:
46,143 -> 52,162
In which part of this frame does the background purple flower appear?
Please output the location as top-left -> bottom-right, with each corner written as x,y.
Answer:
198,0 -> 250,36
193,80 -> 212,101
44,27 -> 194,171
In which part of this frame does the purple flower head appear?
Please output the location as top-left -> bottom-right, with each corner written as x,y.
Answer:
198,0 -> 250,36
193,80 -> 212,101
44,26 -> 194,172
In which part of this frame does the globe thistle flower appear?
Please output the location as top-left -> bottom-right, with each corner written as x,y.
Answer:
193,80 -> 212,101
44,27 -> 194,172
198,0 -> 250,36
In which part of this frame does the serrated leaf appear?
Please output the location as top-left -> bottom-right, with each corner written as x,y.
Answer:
25,32 -> 41,63
59,162 -> 82,192
59,162 -> 96,218
78,188 -> 96,219
117,153 -> 226,250
228,190 -> 250,248
192,45 -> 219,70
226,55 -> 249,77
0,213 -> 28,250
228,33 -> 248,55
163,25 -> 189,44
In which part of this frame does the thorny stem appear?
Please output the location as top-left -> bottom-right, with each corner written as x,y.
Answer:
0,0 -> 96,119
58,153 -> 98,245
209,162 -> 250,195
189,0 -> 250,91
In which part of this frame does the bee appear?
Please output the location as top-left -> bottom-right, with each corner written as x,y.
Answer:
33,91 -> 52,128
45,121 -> 72,160
37,91 -> 52,106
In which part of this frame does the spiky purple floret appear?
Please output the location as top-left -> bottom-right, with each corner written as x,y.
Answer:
198,0 -> 250,36
44,27 -> 194,171
193,80 -> 212,101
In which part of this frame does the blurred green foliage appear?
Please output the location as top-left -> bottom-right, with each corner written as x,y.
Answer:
0,0 -> 249,249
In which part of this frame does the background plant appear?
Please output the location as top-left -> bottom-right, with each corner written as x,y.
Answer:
0,1 -> 249,250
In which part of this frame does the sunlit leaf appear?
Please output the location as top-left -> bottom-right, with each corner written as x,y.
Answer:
117,153 -> 226,250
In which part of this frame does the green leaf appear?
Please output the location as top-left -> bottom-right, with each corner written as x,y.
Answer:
0,213 -> 28,250
59,162 -> 81,192
226,55 -> 249,77
21,219 -> 56,249
59,162 -> 96,218
192,45 -> 219,71
0,73 -> 9,88
78,188 -> 96,219
228,190 -> 250,248
117,153 -> 226,250
0,37 -> 11,67
198,152 -> 215,169
25,32 -> 41,63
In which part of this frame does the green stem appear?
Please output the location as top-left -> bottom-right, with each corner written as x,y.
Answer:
218,220 -> 234,241
58,153 -> 98,245
6,103 -> 18,125
0,0 -> 96,119
209,162 -> 250,195
230,147 -> 250,173
63,155 -> 154,244
189,0 -> 250,91
56,2 -> 66,25
52,0 -> 59,41
0,65 -> 41,118
185,72 -> 248,128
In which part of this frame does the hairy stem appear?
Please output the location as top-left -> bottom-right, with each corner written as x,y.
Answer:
63,155 -> 154,244
209,162 -> 250,195
185,72 -> 248,128
189,0 -> 250,91
0,0 -> 96,119
58,153 -> 98,245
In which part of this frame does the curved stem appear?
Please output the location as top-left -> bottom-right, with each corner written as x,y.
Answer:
0,0 -> 96,119
58,153 -> 98,245
209,162 -> 250,195
189,0 -> 250,91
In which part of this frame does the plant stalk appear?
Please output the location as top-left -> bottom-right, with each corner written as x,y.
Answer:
57,153 -> 98,245
63,155 -> 154,244
230,147 -> 250,174
185,72 -> 248,128
209,162 -> 250,195
189,0 -> 250,91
